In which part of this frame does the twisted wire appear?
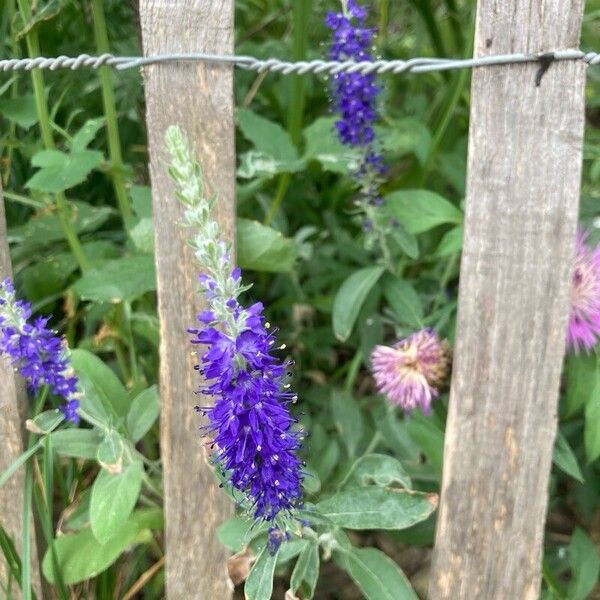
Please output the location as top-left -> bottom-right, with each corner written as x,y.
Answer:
0,50 -> 599,76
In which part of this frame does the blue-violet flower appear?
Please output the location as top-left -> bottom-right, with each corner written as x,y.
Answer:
325,1 -> 384,201
166,127 -> 304,526
0,278 -> 80,423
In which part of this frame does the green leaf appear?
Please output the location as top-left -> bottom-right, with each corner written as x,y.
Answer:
236,219 -> 297,272
238,109 -> 298,162
568,528 -> 600,600
290,542 -> 319,599
126,385 -> 160,443
41,520 -> 140,584
14,0 -> 66,39
344,547 -> 418,600
340,453 -> 412,490
382,275 -> 424,329
311,439 -> 340,484
379,118 -> 432,165
244,546 -> 279,600
563,352 -> 599,418
553,431 -> 584,482
435,225 -> 463,257
330,390 -> 364,459
373,404 -> 420,461
406,414 -> 445,474
128,217 -> 155,254
0,95 -> 37,128
388,223 -> 419,259
49,429 -> 102,460
73,255 -> 156,303
385,190 -> 463,234
585,384 -> 600,463
303,117 -> 361,174
217,516 -> 265,552
26,149 -> 103,193
316,487 -> 437,530
237,150 -> 305,178
90,461 -> 143,544
26,410 -> 64,435
130,186 -> 153,218
333,266 -> 385,342
9,201 -> 112,250
70,117 -> 105,152
96,431 -> 124,473
71,349 -> 129,420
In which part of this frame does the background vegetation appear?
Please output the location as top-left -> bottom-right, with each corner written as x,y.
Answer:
1,0 -> 599,597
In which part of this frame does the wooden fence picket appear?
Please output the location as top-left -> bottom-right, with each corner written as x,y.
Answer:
430,0 -> 587,597
0,187 -> 41,599
139,1 -> 235,598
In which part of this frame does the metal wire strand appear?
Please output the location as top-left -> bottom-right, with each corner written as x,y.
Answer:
0,50 -> 599,76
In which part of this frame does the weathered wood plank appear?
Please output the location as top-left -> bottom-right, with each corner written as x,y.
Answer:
139,1 -> 235,598
430,2 -> 587,598
0,190 -> 41,598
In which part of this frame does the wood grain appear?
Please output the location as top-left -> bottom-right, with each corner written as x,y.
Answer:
0,191 -> 41,598
430,2 -> 587,598
139,1 -> 235,598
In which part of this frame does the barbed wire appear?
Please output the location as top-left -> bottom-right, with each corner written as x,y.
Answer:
0,50 -> 599,76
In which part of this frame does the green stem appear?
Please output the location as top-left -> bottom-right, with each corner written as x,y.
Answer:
364,431 -> 382,455
21,391 -> 46,600
90,0 -> 132,221
344,349 -> 363,393
419,20 -> 474,186
264,173 -> 290,225
444,0 -> 464,53
264,0 -> 311,225
406,0 -> 447,62
378,0 -> 389,50
288,0 -> 311,146
16,0 -> 90,272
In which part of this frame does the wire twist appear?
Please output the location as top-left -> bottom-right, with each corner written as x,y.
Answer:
0,50 -> 599,76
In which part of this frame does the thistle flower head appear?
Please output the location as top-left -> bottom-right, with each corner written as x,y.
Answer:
166,127 -> 303,525
0,278 -> 79,423
371,329 -> 451,415
567,231 -> 600,353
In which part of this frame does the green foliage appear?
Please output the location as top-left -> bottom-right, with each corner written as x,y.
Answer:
316,487 -> 437,530
1,0 -> 599,597
342,547 -> 417,600
245,547 -> 280,600
332,266 -> 385,341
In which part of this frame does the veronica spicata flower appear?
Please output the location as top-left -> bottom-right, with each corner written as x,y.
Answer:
325,1 -> 384,202
0,278 -> 80,424
166,127 -> 303,527
567,230 -> 600,352
371,329 -> 451,415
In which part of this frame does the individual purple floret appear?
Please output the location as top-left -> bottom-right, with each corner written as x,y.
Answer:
567,230 -> 600,353
166,126 -> 304,525
0,278 -> 80,424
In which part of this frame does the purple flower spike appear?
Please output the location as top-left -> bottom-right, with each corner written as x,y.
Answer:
190,299 -> 304,522
325,1 -> 385,187
0,278 -> 80,423
371,329 -> 451,415
166,126 -> 304,525
567,230 -> 600,353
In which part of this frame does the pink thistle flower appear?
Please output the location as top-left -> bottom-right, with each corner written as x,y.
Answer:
567,231 -> 600,353
370,329 -> 451,415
